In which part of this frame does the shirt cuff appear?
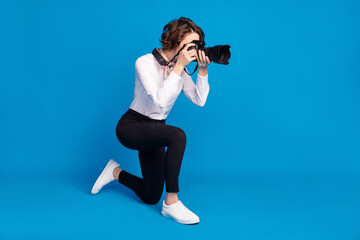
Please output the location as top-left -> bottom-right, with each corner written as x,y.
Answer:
197,72 -> 208,80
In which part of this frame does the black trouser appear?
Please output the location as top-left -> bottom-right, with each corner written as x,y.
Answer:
115,108 -> 186,205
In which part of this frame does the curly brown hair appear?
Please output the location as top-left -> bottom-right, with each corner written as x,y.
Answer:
159,17 -> 205,51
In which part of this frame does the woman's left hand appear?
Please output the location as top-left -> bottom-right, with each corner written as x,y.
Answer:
196,50 -> 211,68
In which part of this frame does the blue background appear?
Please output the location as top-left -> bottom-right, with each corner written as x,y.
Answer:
1,0 -> 360,239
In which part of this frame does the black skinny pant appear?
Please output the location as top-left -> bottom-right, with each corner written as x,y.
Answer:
115,108 -> 186,205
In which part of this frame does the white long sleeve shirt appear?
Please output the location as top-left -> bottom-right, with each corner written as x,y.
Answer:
129,53 -> 210,120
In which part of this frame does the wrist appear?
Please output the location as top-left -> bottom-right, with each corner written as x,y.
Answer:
173,63 -> 184,76
198,66 -> 208,76
198,65 -> 207,70
174,62 -> 185,70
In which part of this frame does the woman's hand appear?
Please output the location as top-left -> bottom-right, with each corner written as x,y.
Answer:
196,50 -> 211,76
173,43 -> 211,76
173,43 -> 197,76
196,50 -> 211,69
175,43 -> 197,68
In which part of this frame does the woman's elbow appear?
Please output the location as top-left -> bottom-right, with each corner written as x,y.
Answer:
154,99 -> 167,108
197,93 -> 209,107
196,99 -> 207,107
153,97 -> 167,108
145,92 -> 166,108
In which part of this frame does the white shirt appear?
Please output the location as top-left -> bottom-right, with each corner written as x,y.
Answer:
129,53 -> 210,120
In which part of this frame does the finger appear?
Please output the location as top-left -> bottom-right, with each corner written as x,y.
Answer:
184,51 -> 195,58
188,49 -> 197,56
196,50 -> 201,62
190,55 -> 197,61
197,50 -> 202,63
188,53 -> 197,59
183,43 -> 196,51
193,53 -> 198,62
187,52 -> 196,59
205,56 -> 211,64
195,51 -> 199,61
202,51 -> 206,63
200,52 -> 204,64
200,50 -> 205,63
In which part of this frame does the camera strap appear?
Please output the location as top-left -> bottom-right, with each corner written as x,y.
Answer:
152,48 -> 169,67
186,64 -> 198,76
152,48 -> 198,76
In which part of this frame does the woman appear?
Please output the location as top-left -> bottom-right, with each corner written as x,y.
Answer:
91,17 -> 211,225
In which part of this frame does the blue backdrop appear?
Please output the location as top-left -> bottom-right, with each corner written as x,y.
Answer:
1,0 -> 359,239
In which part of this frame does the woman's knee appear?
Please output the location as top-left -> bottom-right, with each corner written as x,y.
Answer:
141,180 -> 164,205
170,127 -> 186,145
142,193 -> 162,205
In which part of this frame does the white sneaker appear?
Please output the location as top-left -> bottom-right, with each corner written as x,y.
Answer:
161,200 -> 200,224
91,159 -> 120,194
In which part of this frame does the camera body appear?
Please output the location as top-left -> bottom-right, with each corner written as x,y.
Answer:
187,40 -> 206,52
186,40 -> 231,65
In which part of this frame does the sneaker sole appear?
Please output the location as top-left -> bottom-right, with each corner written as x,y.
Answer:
161,210 -> 200,225
91,159 -> 117,194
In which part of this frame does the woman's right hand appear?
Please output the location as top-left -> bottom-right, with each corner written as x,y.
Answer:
172,43 -> 197,76
176,43 -> 197,68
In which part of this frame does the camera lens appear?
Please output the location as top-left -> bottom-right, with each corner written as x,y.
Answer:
205,45 -> 231,65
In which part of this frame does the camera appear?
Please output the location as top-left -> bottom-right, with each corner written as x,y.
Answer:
186,40 -> 231,65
